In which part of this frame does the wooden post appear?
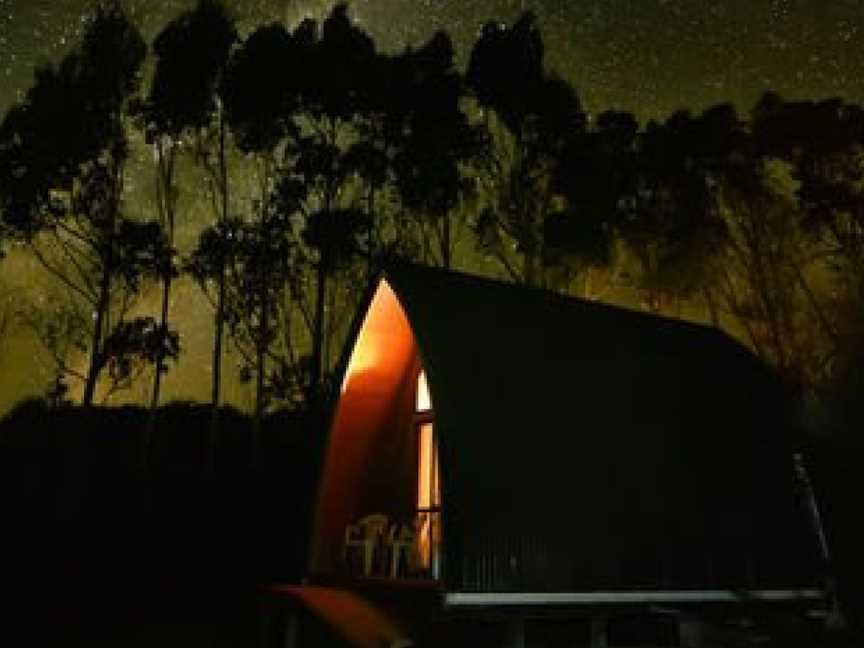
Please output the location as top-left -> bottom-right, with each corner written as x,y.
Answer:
681,617 -> 728,648
590,616 -> 608,648
282,608 -> 299,648
257,600 -> 274,648
504,617 -> 526,648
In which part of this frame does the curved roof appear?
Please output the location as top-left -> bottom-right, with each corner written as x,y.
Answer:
316,263 -> 820,592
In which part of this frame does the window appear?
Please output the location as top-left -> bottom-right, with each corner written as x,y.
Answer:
417,422 -> 439,511
416,369 -> 432,412
415,368 -> 440,577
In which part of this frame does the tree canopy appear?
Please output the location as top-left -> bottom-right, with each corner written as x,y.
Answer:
0,3 -> 862,412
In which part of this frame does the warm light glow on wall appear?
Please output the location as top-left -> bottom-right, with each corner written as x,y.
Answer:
416,370 -> 432,412
312,277 -> 417,573
341,279 -> 411,390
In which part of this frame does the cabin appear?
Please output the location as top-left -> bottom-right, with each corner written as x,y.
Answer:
265,264 -> 826,647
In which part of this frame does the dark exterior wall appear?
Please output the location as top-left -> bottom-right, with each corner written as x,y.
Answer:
386,265 -> 820,593
439,335 -> 813,592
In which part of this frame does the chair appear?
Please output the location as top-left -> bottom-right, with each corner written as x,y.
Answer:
413,511 -> 442,579
344,513 -> 389,576
388,521 -> 418,579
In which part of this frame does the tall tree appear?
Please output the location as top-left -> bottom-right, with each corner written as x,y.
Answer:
187,214 -> 295,466
619,107 -> 732,312
137,0 -> 236,465
640,98 -> 832,389
391,32 -> 484,269
136,0 -> 235,470
715,174 -> 827,390
220,20 -> 299,457
468,12 -> 585,287
754,94 -> 863,343
276,4 -> 376,408
135,0 -> 236,473
741,93 -> 864,387
548,110 -> 638,297
0,3 -> 174,405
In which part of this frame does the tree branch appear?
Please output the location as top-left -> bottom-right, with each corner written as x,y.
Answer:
30,245 -> 98,306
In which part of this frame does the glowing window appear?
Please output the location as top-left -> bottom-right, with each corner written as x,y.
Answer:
415,367 -> 439,575
416,420 -> 440,573
417,422 -> 439,510
416,370 -> 432,412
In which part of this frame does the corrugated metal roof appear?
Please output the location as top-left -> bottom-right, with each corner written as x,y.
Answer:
381,263 -> 820,592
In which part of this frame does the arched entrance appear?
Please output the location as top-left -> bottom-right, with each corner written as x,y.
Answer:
311,279 -> 441,581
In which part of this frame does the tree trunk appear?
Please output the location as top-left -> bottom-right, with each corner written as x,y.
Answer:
309,155 -> 334,410
70,265 -> 108,525
83,256 -> 112,406
366,184 -> 376,278
309,260 -> 327,409
143,143 -> 176,471
205,111 -> 229,477
794,262 -> 839,347
140,274 -> 172,471
252,337 -> 265,469
703,287 -> 720,327
206,262 -> 226,476
441,213 -> 452,270
522,252 -> 537,287
253,258 -> 269,470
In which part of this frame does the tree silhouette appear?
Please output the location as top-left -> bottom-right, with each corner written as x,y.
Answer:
222,23 -> 297,155
619,107 -> 731,312
0,283 -> 12,363
548,110 -> 637,296
632,98 -> 830,389
137,0 -> 236,465
754,94 -> 864,336
715,174 -> 826,390
220,21 -> 301,454
18,293 -> 90,405
188,213 -> 294,464
273,4 -> 377,408
391,32 -> 484,269
730,93 -> 864,388
0,2 -> 144,236
0,3 -> 175,405
137,0 -> 236,472
468,12 -> 585,286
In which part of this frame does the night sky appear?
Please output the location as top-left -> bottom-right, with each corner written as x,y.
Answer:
0,0 -> 862,412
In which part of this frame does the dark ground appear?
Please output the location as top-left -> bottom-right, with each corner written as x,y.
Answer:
1,398 -> 862,647
0,400 -> 319,647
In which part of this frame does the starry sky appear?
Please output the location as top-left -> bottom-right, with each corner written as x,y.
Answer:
0,0 -> 863,413
3,1 -> 863,120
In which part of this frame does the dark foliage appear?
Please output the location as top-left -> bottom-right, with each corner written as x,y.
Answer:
0,399 -> 321,644
391,32 -> 486,268
102,316 -> 180,385
468,12 -> 587,286
140,0 -> 237,139
0,2 -> 145,235
222,22 -> 296,154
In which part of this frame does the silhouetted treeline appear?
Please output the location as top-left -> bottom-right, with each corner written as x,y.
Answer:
2,2 -> 864,411
0,397 -> 319,644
